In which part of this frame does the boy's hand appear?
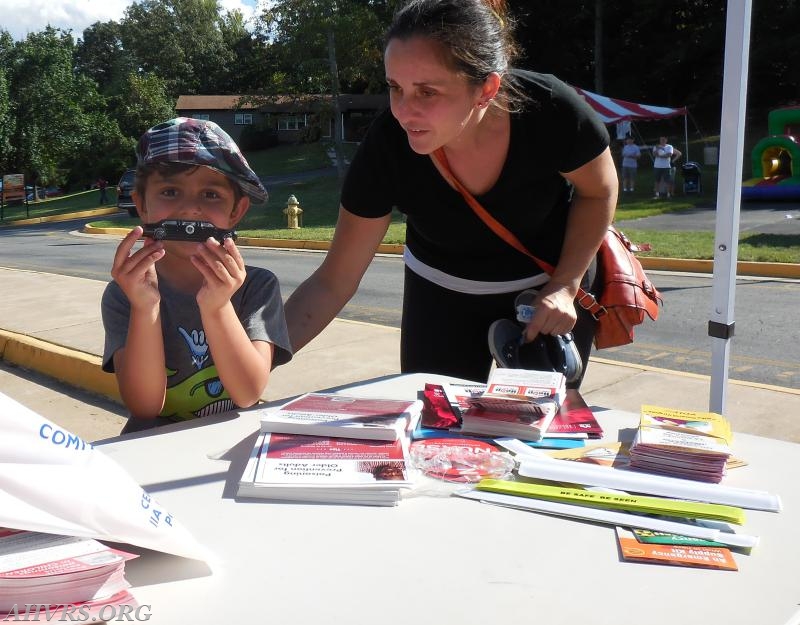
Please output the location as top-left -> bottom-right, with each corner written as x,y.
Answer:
111,226 -> 165,310
192,236 -> 247,310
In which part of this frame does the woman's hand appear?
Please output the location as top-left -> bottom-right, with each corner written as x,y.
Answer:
523,282 -> 578,341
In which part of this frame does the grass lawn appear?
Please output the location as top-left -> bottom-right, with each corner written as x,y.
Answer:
4,144 -> 798,263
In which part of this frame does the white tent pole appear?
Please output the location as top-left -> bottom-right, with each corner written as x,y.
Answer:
709,0 -> 752,414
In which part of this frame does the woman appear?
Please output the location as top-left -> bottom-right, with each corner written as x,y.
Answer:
284,0 -> 618,387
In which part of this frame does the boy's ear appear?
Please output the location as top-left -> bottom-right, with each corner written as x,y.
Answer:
230,196 -> 250,224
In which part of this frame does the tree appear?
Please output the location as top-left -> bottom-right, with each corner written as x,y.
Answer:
119,0 -> 236,96
74,21 -> 134,95
256,0 -> 392,179
216,10 -> 277,93
5,28 -> 131,189
109,72 -> 175,141
6,28 -> 92,185
0,30 -> 16,173
259,0 -> 390,94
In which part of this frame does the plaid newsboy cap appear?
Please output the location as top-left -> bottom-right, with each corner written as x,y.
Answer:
136,117 -> 268,204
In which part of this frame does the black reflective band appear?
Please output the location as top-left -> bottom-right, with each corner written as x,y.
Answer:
708,320 -> 735,340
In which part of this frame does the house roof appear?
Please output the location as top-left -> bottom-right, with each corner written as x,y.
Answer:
175,95 -> 258,110
176,93 -> 388,113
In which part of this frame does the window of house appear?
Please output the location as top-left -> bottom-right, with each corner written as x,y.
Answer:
278,115 -> 307,131
235,113 -> 253,125
195,114 -> 210,121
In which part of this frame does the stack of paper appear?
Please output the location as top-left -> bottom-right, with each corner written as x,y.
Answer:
467,369 -> 566,416
237,432 -> 412,506
442,370 -> 565,442
413,382 -> 590,448
629,405 -> 733,482
458,404 -> 558,441
257,393 -> 423,441
0,529 -> 138,618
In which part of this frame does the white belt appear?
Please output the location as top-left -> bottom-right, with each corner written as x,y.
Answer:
403,248 -> 548,295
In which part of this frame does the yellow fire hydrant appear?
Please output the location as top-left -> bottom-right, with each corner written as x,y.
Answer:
284,194 -> 303,229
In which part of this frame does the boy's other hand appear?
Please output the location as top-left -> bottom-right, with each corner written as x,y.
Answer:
111,226 -> 165,310
192,236 -> 247,310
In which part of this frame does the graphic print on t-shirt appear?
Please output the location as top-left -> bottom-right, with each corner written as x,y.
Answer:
161,325 -> 234,420
178,326 -> 210,369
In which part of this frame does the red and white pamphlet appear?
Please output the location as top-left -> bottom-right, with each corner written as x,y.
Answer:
238,432 -> 413,506
257,393 -> 423,441
545,390 -> 604,438
0,528 -> 137,612
468,369 -> 566,415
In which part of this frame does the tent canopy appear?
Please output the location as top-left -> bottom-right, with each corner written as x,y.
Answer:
572,86 -> 688,124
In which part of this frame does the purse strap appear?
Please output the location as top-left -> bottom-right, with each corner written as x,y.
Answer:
431,147 -> 604,317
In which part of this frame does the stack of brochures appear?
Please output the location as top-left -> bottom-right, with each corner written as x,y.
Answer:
629,405 -> 733,482
454,369 -> 566,441
0,529 -> 138,620
466,368 -> 567,415
237,394 -> 423,506
412,382 -> 601,448
258,393 -> 423,441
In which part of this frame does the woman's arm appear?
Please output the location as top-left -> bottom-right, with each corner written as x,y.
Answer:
284,207 -> 392,351
525,146 -> 618,339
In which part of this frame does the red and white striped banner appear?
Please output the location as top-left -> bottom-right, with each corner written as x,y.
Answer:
573,86 -> 687,124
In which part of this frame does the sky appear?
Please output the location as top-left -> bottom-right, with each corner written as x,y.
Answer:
0,0 -> 261,42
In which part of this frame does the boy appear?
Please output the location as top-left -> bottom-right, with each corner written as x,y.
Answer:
101,118 -> 292,433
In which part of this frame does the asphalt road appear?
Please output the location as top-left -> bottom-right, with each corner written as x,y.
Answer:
0,203 -> 798,388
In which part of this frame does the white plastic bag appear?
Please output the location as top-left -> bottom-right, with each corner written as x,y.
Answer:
0,392 -> 209,561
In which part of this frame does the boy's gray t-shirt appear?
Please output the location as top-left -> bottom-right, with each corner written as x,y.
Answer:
101,267 -> 292,421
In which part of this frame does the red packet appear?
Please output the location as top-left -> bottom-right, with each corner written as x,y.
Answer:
420,384 -> 460,429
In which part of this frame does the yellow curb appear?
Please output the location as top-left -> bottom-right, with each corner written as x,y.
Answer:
85,224 -> 797,278
83,226 -> 406,255
0,329 -> 121,403
589,355 -> 800,395
3,207 -> 121,226
639,256 -> 800,279
238,237 -> 404,255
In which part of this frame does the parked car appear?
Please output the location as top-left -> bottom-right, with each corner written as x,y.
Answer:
25,185 -> 48,201
117,169 -> 137,217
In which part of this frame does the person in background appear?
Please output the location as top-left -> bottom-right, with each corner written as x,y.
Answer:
652,136 -> 682,199
620,135 -> 641,193
283,0 -> 617,390
97,177 -> 109,205
101,118 -> 292,433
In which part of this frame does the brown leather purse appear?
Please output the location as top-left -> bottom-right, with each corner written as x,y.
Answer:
431,148 -> 662,349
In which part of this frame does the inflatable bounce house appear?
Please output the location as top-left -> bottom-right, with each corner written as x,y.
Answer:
741,106 -> 800,200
